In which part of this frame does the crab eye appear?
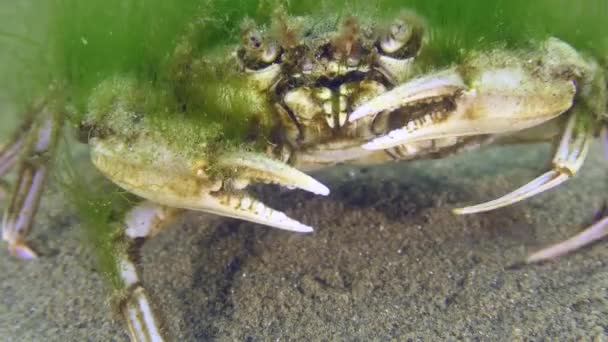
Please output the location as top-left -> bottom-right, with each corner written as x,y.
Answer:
380,19 -> 412,54
377,14 -> 424,58
239,28 -> 281,70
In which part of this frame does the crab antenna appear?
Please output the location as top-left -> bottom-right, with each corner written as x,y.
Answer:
453,110 -> 592,215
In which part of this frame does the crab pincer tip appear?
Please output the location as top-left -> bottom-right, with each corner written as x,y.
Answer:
11,243 -> 38,260
313,182 -> 331,196
349,104 -> 374,122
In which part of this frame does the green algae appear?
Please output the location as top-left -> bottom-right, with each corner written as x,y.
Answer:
4,0 -> 606,148
55,147 -> 134,292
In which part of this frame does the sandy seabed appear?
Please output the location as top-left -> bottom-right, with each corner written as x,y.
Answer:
1,141 -> 607,341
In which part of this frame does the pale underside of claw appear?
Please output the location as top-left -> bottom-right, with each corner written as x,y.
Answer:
454,110 -> 592,215
91,140 -> 325,233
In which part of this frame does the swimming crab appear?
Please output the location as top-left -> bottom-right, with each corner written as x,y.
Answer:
2,3 -> 607,341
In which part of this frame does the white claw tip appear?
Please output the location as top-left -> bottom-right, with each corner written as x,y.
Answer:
12,244 -> 38,260
313,183 -> 331,196
361,141 -> 382,151
361,128 -> 414,151
349,105 -> 373,122
452,208 -> 468,215
269,211 -> 315,233
296,224 -> 314,233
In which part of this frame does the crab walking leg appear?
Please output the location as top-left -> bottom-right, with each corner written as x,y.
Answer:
453,110 -> 592,214
602,125 -> 608,161
115,202 -> 183,342
526,217 -> 608,263
0,112 -> 38,178
0,180 -> 8,200
0,138 -> 25,178
2,108 -> 63,259
526,125 -> 608,263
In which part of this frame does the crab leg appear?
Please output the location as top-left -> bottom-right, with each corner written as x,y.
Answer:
0,180 -> 9,200
602,124 -> 608,161
115,202 -> 182,342
2,108 -> 63,259
454,110 -> 592,214
525,125 -> 608,263
526,217 -> 608,263
0,138 -> 25,178
0,114 -> 38,179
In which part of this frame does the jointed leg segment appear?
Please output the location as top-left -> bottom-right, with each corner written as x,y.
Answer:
525,125 -> 608,263
2,107 -> 63,259
114,201 -> 182,342
454,110 -> 593,215
454,112 -> 606,263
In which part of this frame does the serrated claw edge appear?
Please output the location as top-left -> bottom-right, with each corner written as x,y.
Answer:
208,191 -> 313,232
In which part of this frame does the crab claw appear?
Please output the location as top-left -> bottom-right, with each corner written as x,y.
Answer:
350,39 -> 582,151
350,67 -> 575,150
90,137 -> 329,233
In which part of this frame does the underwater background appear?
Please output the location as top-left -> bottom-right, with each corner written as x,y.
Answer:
1,141 -> 607,340
1,0 -> 607,340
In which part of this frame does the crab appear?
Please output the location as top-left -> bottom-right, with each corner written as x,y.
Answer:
2,3 -> 607,341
